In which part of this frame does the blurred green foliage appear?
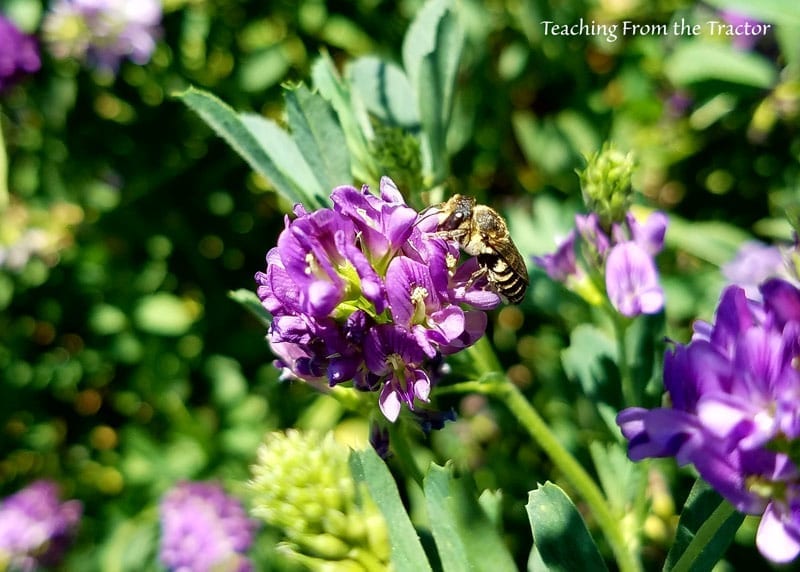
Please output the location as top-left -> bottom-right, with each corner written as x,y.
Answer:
1,0 -> 798,569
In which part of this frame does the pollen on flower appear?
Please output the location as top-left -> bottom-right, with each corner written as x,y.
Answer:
446,252 -> 458,270
304,252 -> 317,275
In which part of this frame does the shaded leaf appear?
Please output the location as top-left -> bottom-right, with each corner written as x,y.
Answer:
527,482 -> 608,572
626,312 -> 666,403
228,288 -> 271,328
561,324 -> 619,404
664,480 -> 744,572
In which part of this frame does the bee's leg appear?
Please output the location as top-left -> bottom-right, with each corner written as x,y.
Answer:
461,264 -> 488,291
428,229 -> 468,241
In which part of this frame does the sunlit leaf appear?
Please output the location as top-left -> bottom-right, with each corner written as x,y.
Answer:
347,56 -> 420,129
176,87 -> 322,208
238,45 -> 291,93
312,53 -> 378,184
424,464 -> 517,572
285,84 -> 352,192
133,293 -> 196,336
100,510 -> 159,572
402,0 -> 464,182
349,448 -> 432,572
664,42 -> 778,88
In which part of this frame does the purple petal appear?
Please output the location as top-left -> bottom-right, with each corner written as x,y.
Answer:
761,279 -> 800,326
713,285 -> 756,340
411,368 -> 431,402
627,211 -> 668,256
532,230 -> 579,283
757,501 -> 800,563
616,407 -> 702,463
605,242 -> 664,317
379,382 -> 402,422
379,176 -> 405,203
386,256 -> 443,325
575,213 -> 610,257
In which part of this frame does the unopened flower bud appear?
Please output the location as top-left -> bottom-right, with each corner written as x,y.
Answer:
579,145 -> 635,226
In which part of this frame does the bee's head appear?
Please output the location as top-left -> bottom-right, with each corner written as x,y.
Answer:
439,194 -> 475,231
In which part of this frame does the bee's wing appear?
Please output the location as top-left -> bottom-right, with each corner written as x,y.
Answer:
492,238 -> 529,285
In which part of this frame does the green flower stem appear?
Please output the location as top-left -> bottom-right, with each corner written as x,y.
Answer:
439,340 -> 642,572
0,114 -> 8,211
387,420 -> 425,488
611,312 -> 637,407
439,379 -> 640,572
671,500 -> 737,572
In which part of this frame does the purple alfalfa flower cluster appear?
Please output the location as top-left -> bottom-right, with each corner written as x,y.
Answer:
255,177 -> 502,422
0,14 -> 41,92
722,239 -> 800,301
533,209 -> 668,318
617,278 -> 800,564
42,0 -> 161,73
159,481 -> 258,572
0,480 -> 82,571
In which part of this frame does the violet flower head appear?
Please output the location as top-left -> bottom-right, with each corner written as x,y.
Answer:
720,10 -> 768,51
255,177 -> 501,422
0,14 -> 41,92
159,481 -> 258,572
722,240 -> 796,301
0,480 -> 82,571
533,209 -> 667,317
42,0 -> 162,73
617,278 -> 800,564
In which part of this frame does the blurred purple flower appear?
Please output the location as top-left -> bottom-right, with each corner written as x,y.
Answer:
42,0 -> 161,73
255,177 -> 500,422
533,210 -> 667,317
722,240 -> 794,301
721,10 -> 767,51
0,14 -> 41,92
159,481 -> 258,572
532,230 -> 580,283
0,480 -> 82,571
617,279 -> 800,564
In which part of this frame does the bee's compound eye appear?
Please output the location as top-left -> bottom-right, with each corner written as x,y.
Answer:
455,213 -> 463,219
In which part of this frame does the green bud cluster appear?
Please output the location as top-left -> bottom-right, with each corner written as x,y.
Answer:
578,144 -> 635,226
249,430 -> 391,571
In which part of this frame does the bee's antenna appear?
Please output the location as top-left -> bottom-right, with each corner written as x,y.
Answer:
414,204 -> 442,229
